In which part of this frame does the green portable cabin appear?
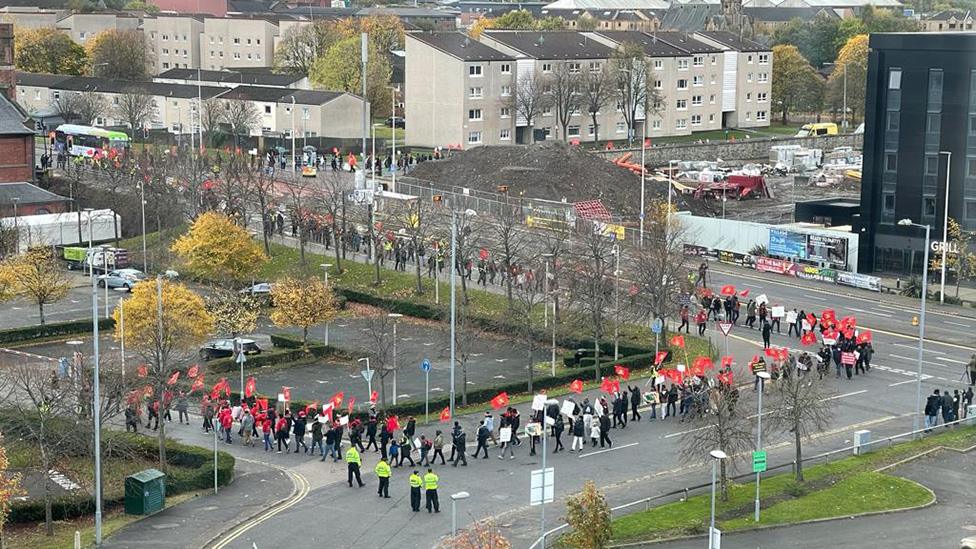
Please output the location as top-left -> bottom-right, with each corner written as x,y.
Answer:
124,468 -> 166,515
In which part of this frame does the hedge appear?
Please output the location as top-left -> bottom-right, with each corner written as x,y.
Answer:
205,335 -> 338,373
7,432 -> 234,524
0,318 -> 115,345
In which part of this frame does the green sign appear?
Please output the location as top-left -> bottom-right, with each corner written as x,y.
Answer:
752,450 -> 767,473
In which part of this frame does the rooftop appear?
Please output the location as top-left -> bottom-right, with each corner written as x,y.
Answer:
649,31 -> 721,53
0,95 -> 35,137
218,85 -> 296,102
696,30 -> 768,52
284,90 -> 346,106
0,182 -> 69,206
593,30 -> 689,56
481,30 -> 617,59
408,32 -> 514,61
155,68 -> 305,87
544,0 -> 670,10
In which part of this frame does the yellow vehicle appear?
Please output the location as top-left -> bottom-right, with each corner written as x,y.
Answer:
795,123 -> 838,137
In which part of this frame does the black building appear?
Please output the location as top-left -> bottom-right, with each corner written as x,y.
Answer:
857,32 -> 976,274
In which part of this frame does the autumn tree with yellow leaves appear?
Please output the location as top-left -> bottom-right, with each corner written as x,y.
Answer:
114,278 -> 213,466
171,212 -> 267,287
565,481 -> 613,549
206,290 -> 261,338
0,433 -> 24,549
0,248 -> 71,325
270,277 -> 339,347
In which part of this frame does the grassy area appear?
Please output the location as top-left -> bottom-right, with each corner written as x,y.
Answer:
608,425 -> 975,543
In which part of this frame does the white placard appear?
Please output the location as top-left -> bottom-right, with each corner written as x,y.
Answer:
786,311 -> 798,324
413,437 -> 422,449
531,394 -> 547,411
772,306 -> 785,318
801,320 -> 812,331
544,415 -> 555,426
655,375 -> 665,385
277,393 -> 286,402
339,415 -> 349,426
318,416 -> 329,423
499,427 -> 512,443
677,363 -> 686,372
525,422 -> 542,436
561,400 -> 576,416
756,294 -> 769,305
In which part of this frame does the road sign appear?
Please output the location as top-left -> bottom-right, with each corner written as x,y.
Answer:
421,359 -> 431,372
710,527 -> 722,549
530,467 -> 554,506
236,352 -> 247,364
361,369 -> 374,383
752,450 -> 767,473
718,322 -> 733,337
651,318 -> 663,334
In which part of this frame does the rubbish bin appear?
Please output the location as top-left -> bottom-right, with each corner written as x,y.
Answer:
124,468 -> 166,516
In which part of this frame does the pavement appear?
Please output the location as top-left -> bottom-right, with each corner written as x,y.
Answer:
646,445 -> 976,549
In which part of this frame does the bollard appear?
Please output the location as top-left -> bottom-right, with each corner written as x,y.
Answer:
74,531 -> 81,549
853,430 -> 872,456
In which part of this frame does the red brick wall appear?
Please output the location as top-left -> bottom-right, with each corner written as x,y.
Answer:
0,136 -> 33,183
148,0 -> 228,17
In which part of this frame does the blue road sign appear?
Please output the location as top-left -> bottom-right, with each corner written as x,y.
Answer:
651,318 -> 663,334
421,359 -> 431,372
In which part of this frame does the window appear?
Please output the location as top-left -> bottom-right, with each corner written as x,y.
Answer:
925,155 -> 939,176
692,95 -> 703,106
747,54 -> 754,64
568,62 -> 581,73
653,59 -> 663,70
209,36 -> 214,43
924,197 -> 937,216
256,53 -> 262,61
693,55 -> 704,67
676,118 -> 687,129
967,201 -> 976,220
587,124 -> 595,136
711,55 -> 717,65
233,37 -> 240,45
757,110 -> 767,121
469,87 -> 483,99
926,114 -> 941,133
709,113 -> 715,123
542,63 -> 552,73
691,114 -> 702,126
745,111 -> 751,121
969,115 -> 976,137
256,39 -> 261,45
542,127 -> 552,139
692,75 -> 703,87
210,50 -> 215,58
500,63 -> 511,74
677,59 -> 689,70
747,72 -> 753,83
710,74 -> 717,85
162,62 -> 169,69
709,94 -> 716,104
759,53 -> 769,64
498,85 -> 512,96
246,38 -> 251,45
233,52 -> 241,59
500,128 -> 511,140
677,79 -> 688,90
468,131 -> 482,144
746,92 -> 752,102
469,65 -> 483,77
676,99 -> 687,110
264,105 -> 271,114
883,193 -> 895,212
468,109 -> 482,121
758,72 -> 768,83
247,53 -> 252,60
219,51 -> 224,58
219,37 -> 223,44
500,107 -> 511,118
654,80 -> 662,90
589,62 -> 600,73
969,157 -> 976,177
568,125 -> 580,137
163,48 -> 169,55
542,106 -> 552,116
885,153 -> 897,172
652,119 -> 661,130
79,31 -> 87,40
162,34 -> 169,40
757,92 -> 767,103
615,121 -> 627,133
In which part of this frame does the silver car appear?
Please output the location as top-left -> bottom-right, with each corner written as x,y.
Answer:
97,269 -> 146,291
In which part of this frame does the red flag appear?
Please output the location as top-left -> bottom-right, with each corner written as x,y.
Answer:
654,351 -> 669,366
643,137 -> 651,148
439,407 -> 452,422
821,309 -> 836,322
693,356 -> 714,371
347,397 -> 356,414
244,377 -> 257,398
163,390 -> 174,406
842,328 -> 855,340
330,392 -> 344,408
721,355 -> 734,367
764,347 -> 778,358
490,392 -> 509,410
806,313 -> 817,327
256,398 -> 268,411
739,289 -> 750,297
126,390 -> 140,405
282,387 -> 291,401
369,390 -> 379,403
701,287 -> 713,298
856,330 -> 872,344
210,379 -> 226,399
305,401 -> 319,416
190,376 -> 204,394
721,285 -> 736,296
840,316 -> 856,329
187,365 -> 199,379
166,371 -> 180,385
778,348 -> 791,361
801,332 -> 817,346
479,248 -> 489,261
670,335 -> 685,349
386,415 -> 400,432
570,379 -> 584,393
614,365 -> 630,380
718,371 -> 734,385
143,384 -> 154,398
137,364 -> 148,378
600,378 -> 620,394
823,328 -> 839,341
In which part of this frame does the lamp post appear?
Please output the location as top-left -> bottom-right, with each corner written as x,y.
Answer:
321,263 -> 333,346
451,491 -> 470,541
290,96 -> 297,173
667,159 -> 676,229
448,209 -> 475,416
388,313 -> 403,405
938,150 -> 952,304
542,253 -> 555,375
83,208 -> 94,278
11,197 -> 19,254
639,117 -> 647,247
612,243 -> 621,359
708,450 -> 728,549
91,230 -> 103,545
390,86 -> 398,193
101,245 -> 110,319
360,32 -> 368,168
899,219 -> 931,437
138,180 -> 147,271
754,370 -> 771,522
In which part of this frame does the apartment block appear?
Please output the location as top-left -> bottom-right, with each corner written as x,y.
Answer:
143,14 -> 205,72
0,7 -> 60,30
694,31 -> 772,128
201,15 -> 278,70
155,68 -> 310,90
56,12 -> 140,45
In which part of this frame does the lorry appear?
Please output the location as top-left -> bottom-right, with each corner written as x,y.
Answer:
62,246 -> 129,274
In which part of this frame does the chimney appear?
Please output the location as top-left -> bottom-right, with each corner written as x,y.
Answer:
0,24 -> 14,102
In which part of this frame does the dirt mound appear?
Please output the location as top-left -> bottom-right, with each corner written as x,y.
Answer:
408,142 -> 701,218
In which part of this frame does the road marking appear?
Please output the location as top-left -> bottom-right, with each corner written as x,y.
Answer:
847,307 -> 892,318
824,389 -> 867,401
876,304 -> 901,312
579,442 -> 638,458
888,379 -> 916,387
423,342 -> 434,347
936,357 -> 967,365
805,295 -> 827,301
430,387 -> 444,392
493,375 -> 506,379
945,321 -> 972,328
889,354 -> 917,362
207,467 -> 309,549
894,343 -> 945,354
742,283 -> 761,288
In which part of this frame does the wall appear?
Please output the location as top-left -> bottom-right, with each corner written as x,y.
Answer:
405,36 -> 464,148
0,136 -> 33,182
595,133 -> 863,165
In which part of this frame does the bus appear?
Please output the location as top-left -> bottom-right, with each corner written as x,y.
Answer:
53,124 -> 130,157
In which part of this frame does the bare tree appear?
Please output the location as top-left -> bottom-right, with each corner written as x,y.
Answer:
581,64 -> 616,142
632,201 -> 691,338
451,208 -> 482,305
239,155 -> 278,256
50,92 -> 80,125
490,199 -> 528,308
282,175 -> 316,266
506,72 -> 551,144
199,97 -> 225,148
361,311 -> 397,410
313,171 -> 350,272
511,253 -> 547,392
611,42 -> 663,145
549,64 -> 583,141
766,367 -> 834,481
223,99 -> 261,147
75,89 -> 108,126
679,388 -> 754,500
115,90 -> 157,141
388,196 -> 437,295
567,221 -> 615,381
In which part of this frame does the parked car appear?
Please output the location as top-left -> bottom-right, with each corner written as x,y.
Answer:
385,116 -> 405,129
199,339 -> 262,361
240,282 -> 275,305
96,269 -> 146,291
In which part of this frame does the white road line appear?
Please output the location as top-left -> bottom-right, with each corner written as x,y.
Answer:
889,354 -> 917,361
742,283 -> 761,288
579,442 -> 639,458
894,343 -> 945,354
847,307 -> 893,318
945,321 -> 972,328
805,295 -> 827,301
664,425 -> 711,439
936,357 -> 967,365
824,389 -> 867,401
876,304 -> 901,312
888,379 -> 916,387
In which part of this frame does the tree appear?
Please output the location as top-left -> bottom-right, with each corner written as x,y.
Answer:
772,15 -> 842,68
115,90 -> 156,140
612,42 -> 662,145
511,253 -> 546,393
14,27 -> 88,75
114,278 -> 213,466
450,519 -> 512,548
564,480 -> 612,549
200,97 -> 225,148
312,171 -> 350,273
75,89 -> 109,126
927,218 -> 976,298
310,36 -> 393,118
576,15 -> 598,31
568,222 -> 615,381
827,34 -> 868,124
771,45 -> 825,124
632,201 -> 689,338
222,99 -> 261,147
490,200 -> 528,308
766,368 -> 834,481
269,277 -> 338,347
388,195 -> 437,295
123,0 -> 160,13
273,21 -> 343,76
0,433 -> 22,549
359,309 -> 397,409
679,389 -> 753,500
86,29 -> 152,80
581,65 -> 616,142
50,91 -> 81,125
1,248 -> 71,325
228,153 -> 276,255
549,64 -> 583,141
350,15 -> 406,52
205,289 -> 261,338
507,72 -> 551,144
171,212 -> 267,286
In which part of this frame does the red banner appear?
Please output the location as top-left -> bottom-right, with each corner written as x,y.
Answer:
756,256 -> 797,276
490,392 -> 509,410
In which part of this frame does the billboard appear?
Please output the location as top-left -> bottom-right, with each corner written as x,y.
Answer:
769,229 -> 850,269
768,229 -> 807,259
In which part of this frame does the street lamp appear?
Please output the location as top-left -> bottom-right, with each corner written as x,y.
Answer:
899,218 -> 930,437
357,357 -> 373,400
754,370 -> 771,522
938,150 -> 952,304
449,209 -> 477,416
639,115 -> 647,247
542,253 -> 556,375
90,229 -> 104,545
83,208 -> 94,278
451,491 -> 471,541
100,244 -> 111,319
389,85 -> 399,192
611,244 -> 621,359
10,197 -> 19,254
388,313 -> 403,405
137,181 -> 147,271
320,263 -> 333,346
290,96 -> 297,173
708,449 -> 728,549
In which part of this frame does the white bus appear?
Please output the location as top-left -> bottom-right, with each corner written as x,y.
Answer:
53,124 -> 130,157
